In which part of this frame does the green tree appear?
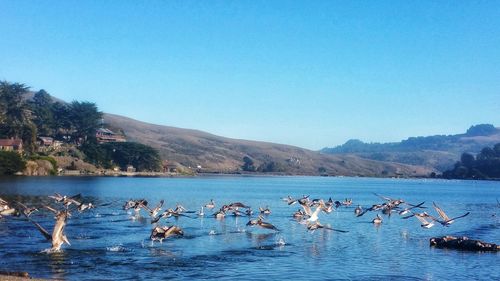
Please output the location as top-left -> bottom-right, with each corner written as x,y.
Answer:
69,101 -> 102,144
51,102 -> 73,140
0,81 -> 33,138
94,142 -> 161,171
241,156 -> 256,172
31,89 -> 55,136
460,153 -> 475,168
0,151 -> 26,175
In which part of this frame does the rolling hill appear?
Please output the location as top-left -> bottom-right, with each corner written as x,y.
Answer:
103,113 -> 433,177
321,124 -> 500,172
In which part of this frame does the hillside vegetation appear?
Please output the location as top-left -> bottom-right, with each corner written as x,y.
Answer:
321,124 -> 500,172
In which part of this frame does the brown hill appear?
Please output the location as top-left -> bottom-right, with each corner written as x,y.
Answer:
103,113 -> 433,177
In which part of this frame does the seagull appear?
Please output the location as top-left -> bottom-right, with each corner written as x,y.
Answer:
431,202 -> 470,226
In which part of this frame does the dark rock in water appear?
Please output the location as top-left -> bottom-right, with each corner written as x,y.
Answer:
0,271 -> 30,277
430,236 -> 500,251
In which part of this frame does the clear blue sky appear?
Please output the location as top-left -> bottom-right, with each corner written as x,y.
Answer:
1,1 -> 499,150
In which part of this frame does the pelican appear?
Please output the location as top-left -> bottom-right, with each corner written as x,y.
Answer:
197,206 -> 205,217
354,205 -> 363,217
259,206 -> 271,215
246,216 -> 279,231
0,198 -> 18,216
49,193 -> 82,208
372,214 -> 382,224
14,201 -> 38,217
293,209 -> 306,219
148,200 -> 164,218
415,212 -> 435,228
152,208 -> 192,224
431,202 -> 470,226
150,225 -> 184,242
307,221 -> 349,233
25,209 -> 71,252
213,209 -> 225,219
398,201 -> 426,216
204,199 -> 215,209
281,196 -> 297,205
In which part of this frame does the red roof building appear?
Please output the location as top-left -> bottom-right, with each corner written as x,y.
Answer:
0,139 -> 23,152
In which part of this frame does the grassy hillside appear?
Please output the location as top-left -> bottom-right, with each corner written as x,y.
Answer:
103,113 -> 433,177
321,124 -> 500,172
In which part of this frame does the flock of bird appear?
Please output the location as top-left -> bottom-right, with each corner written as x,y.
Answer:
0,192 -> 480,252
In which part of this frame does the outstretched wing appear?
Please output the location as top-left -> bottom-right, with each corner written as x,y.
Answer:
299,201 -> 312,216
25,216 -> 52,241
449,212 -> 470,221
373,193 -> 393,202
432,202 -> 450,221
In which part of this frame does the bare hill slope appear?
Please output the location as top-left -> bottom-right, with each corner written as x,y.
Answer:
104,113 -> 432,177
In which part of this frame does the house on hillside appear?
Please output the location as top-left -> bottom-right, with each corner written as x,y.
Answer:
0,138 -> 23,153
36,136 -> 63,152
37,136 -> 54,147
95,128 -> 126,144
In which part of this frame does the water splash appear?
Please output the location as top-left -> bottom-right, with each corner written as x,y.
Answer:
106,245 -> 130,252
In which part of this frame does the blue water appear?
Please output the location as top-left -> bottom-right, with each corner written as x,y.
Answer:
0,176 -> 498,280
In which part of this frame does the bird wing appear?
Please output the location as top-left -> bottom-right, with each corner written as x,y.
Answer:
449,212 -> 470,221
44,205 -> 59,214
0,197 -> 8,205
259,222 -> 279,231
415,214 -> 430,225
299,201 -> 312,216
407,201 -> 426,210
373,193 -> 392,201
70,193 -> 82,200
26,217 -> 52,240
401,213 -> 416,219
433,202 -> 450,221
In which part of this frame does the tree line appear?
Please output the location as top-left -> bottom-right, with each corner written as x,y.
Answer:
442,143 -> 500,180
0,81 -> 161,174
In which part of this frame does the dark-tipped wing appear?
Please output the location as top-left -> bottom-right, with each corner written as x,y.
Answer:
449,212 -> 470,221
27,217 -> 52,240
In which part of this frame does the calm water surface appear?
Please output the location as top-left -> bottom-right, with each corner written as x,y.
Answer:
0,176 -> 499,280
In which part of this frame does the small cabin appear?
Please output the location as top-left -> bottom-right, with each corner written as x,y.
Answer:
0,138 -> 23,153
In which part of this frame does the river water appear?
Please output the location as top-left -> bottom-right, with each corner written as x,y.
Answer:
0,176 -> 498,280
